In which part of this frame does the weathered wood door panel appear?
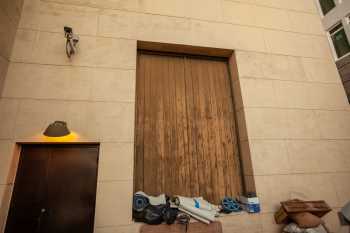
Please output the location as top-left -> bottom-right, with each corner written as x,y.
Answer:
135,51 -> 242,204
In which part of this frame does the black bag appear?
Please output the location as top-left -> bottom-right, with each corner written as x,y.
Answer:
133,193 -> 178,225
142,204 -> 166,225
162,207 -> 178,224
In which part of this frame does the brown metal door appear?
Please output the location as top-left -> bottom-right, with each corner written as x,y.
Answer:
5,144 -> 99,233
135,51 -> 242,204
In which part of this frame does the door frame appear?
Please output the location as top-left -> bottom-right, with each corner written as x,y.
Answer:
135,41 -> 256,196
2,142 -> 100,233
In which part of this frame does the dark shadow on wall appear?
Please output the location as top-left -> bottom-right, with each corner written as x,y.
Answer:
0,0 -> 25,96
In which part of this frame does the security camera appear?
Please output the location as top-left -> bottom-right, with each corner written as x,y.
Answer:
64,26 -> 73,35
64,26 -> 79,58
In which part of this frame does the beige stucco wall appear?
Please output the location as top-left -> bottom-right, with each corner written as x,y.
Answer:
0,0 -> 350,233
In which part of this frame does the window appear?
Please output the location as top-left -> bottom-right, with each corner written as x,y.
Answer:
329,23 -> 350,59
319,0 -> 335,15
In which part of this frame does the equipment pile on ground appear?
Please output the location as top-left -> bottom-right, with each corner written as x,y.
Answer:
132,191 -> 260,226
275,199 -> 332,233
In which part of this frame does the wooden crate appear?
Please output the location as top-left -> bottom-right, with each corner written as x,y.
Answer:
274,200 -> 332,224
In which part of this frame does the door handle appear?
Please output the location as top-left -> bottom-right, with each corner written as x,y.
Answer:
36,208 -> 47,233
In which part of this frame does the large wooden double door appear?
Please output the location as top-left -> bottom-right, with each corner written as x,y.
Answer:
135,51 -> 242,204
